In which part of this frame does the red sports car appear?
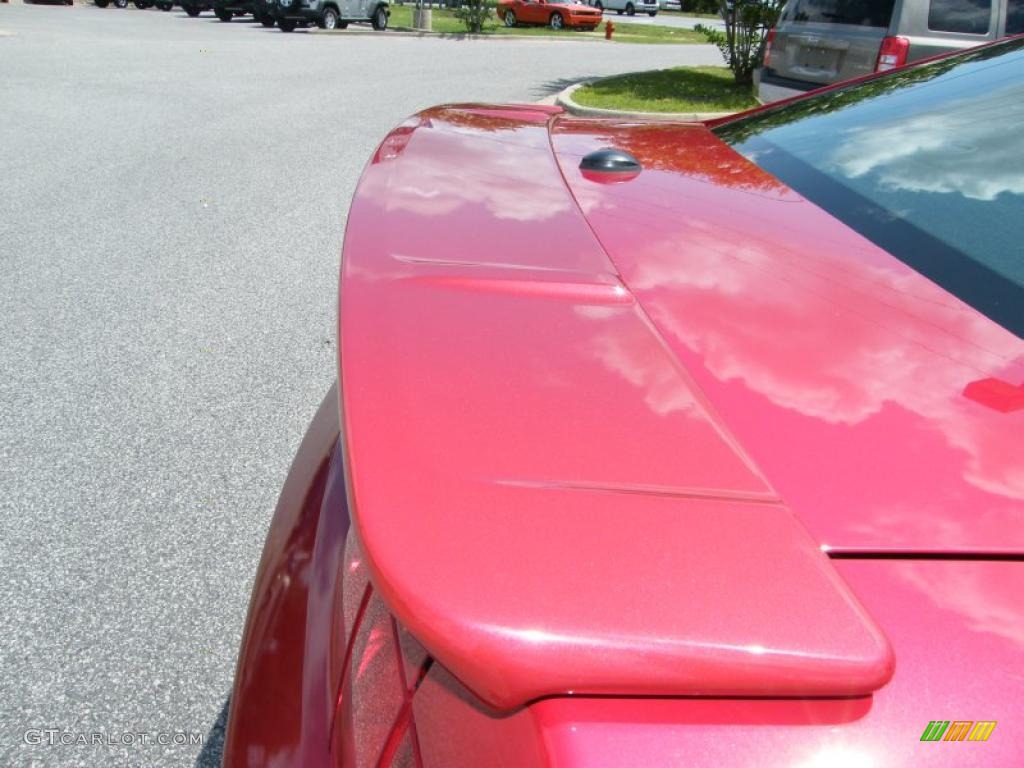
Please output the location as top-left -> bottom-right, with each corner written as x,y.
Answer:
497,0 -> 602,30
225,39 -> 1024,767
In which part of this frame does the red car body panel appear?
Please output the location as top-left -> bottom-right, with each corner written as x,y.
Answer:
519,559 -> 1024,768
497,0 -> 602,27
548,119 -> 1024,555
226,97 -> 1023,766
224,385 -> 343,768
339,106 -> 894,710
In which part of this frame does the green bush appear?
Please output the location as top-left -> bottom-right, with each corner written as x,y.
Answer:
452,0 -> 495,31
695,0 -> 782,85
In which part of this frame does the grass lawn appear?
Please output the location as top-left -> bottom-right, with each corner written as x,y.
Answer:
386,5 -> 705,42
572,65 -> 759,112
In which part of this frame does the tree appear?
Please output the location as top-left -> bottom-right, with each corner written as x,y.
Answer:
695,0 -> 784,86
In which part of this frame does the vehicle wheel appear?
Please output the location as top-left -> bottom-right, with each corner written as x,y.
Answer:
548,10 -> 563,28
216,8 -> 232,19
259,13 -> 274,24
319,5 -> 338,27
503,9 -> 516,25
625,1 -> 634,13
133,0 -> 145,8
158,1 -> 172,9
615,8 -> 622,13
647,9 -> 655,14
114,0 -> 128,8
278,17 -> 296,29
370,4 -> 387,29
185,4 -> 200,12
95,0 -> 110,7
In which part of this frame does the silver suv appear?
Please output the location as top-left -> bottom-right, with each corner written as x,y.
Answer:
273,0 -> 389,30
585,0 -> 658,16
759,0 -> 1024,101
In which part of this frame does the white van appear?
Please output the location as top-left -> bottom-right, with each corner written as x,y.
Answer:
587,0 -> 658,16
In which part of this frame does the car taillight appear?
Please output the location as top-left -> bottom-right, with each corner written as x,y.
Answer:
875,35 -> 909,72
763,27 -> 776,68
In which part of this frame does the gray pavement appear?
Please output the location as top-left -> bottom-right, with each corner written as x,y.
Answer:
0,5 -> 722,767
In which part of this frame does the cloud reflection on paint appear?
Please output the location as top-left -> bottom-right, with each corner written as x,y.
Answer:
365,108 -> 572,223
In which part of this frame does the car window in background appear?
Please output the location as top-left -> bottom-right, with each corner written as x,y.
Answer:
715,39 -> 1024,339
791,0 -> 895,26
1008,0 -> 1024,33
928,0 -> 992,33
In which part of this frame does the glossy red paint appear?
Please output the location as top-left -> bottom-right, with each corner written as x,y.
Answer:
338,105 -> 898,712
964,377 -> 1024,413
230,99 -> 1023,766
497,0 -> 602,28
223,386 -> 345,768
527,559 -> 1024,768
550,118 -> 1024,555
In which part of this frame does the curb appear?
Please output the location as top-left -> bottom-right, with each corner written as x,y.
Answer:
555,78 -> 736,122
313,28 -> 616,41
312,21 -> 716,43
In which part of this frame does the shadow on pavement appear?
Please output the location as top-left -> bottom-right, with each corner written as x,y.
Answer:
194,696 -> 230,768
534,76 -> 585,97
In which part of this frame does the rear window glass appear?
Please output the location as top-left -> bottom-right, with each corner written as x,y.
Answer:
928,0 -> 991,33
791,0 -> 895,26
715,39 -> 1024,339
1008,0 -> 1024,33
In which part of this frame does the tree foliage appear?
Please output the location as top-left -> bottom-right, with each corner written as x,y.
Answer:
695,0 -> 784,86
452,0 -> 495,32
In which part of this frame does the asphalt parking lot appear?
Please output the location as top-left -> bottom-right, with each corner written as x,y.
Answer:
0,6 -> 722,766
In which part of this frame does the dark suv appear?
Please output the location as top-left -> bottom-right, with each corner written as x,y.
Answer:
252,0 -> 276,24
212,0 -> 258,19
273,0 -> 389,31
180,0 -> 214,14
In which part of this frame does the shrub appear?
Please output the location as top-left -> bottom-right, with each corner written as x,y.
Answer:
695,0 -> 783,86
452,0 -> 494,31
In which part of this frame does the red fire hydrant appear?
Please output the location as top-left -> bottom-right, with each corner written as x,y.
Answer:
604,19 -> 614,39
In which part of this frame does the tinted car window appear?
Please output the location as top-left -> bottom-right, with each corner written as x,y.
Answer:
791,0 -> 895,26
927,0 -> 991,33
1008,0 -> 1024,33
715,40 -> 1024,338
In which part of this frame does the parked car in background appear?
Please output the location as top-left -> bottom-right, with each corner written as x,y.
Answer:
272,0 -> 388,31
498,0 -> 603,28
212,0 -> 256,20
223,36 -> 1024,768
759,0 -> 1024,101
252,0 -> 276,24
658,0 -> 681,9
586,0 -> 657,15
180,0 -> 213,13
